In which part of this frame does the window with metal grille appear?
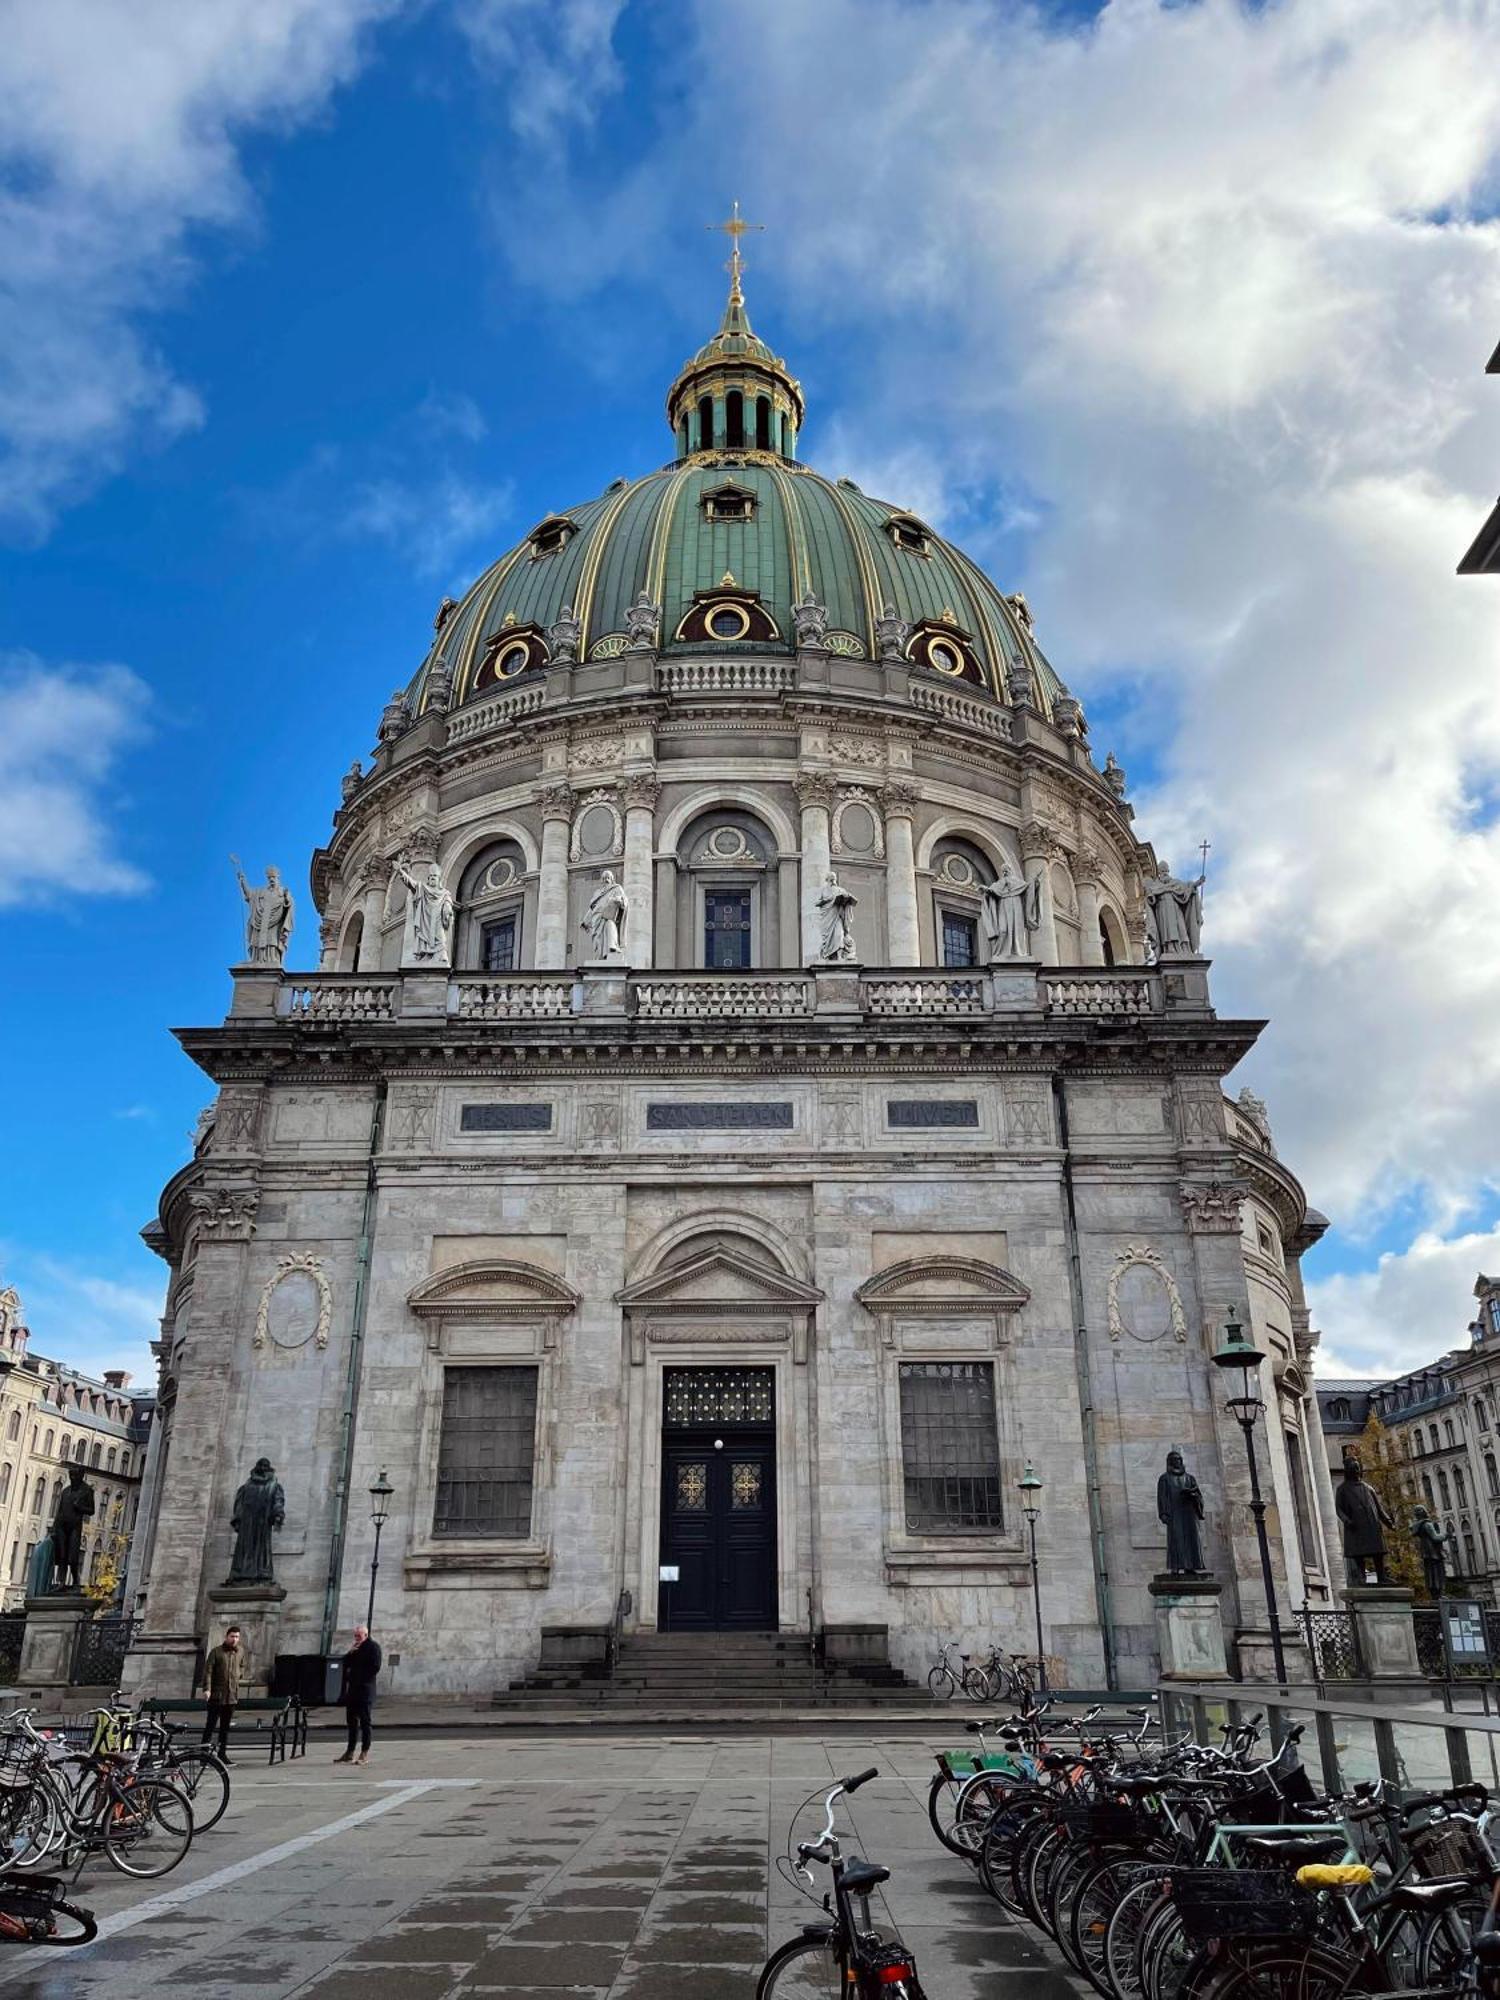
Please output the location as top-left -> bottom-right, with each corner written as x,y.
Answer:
663,1368 -> 774,1428
432,1366 -> 538,1538
704,889 -> 752,969
941,911 -> 977,968
481,914 -> 517,972
898,1362 -> 1003,1532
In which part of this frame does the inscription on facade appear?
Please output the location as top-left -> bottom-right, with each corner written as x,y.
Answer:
460,1103 -> 554,1133
646,1102 -> 794,1131
886,1100 -> 979,1129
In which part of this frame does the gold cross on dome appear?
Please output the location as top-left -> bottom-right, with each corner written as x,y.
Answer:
707,201 -> 764,303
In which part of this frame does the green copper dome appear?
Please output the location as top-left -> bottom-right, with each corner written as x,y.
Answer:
408,261 -> 1069,717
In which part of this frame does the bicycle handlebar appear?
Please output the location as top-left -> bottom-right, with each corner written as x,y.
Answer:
841,1767 -> 879,1793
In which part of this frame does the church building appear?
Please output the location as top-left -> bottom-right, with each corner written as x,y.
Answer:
126,237 -> 1338,1698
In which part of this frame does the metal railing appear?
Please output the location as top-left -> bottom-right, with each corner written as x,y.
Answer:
70,1614 -> 139,1688
0,1613 -> 23,1681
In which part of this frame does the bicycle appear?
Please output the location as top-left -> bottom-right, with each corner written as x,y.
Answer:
926,1640 -> 968,1701
758,1767 -> 927,1996
0,1711 -> 194,1881
0,1870 -> 96,1946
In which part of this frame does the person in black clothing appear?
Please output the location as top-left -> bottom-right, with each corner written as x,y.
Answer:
335,1623 -> 381,1764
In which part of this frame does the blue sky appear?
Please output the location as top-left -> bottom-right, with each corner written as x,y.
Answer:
4,0 -> 1500,1385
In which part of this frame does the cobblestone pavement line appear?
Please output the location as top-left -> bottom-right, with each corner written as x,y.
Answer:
3,1734 -> 1086,1999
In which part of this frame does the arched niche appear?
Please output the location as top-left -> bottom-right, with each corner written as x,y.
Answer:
672,803 -> 784,971
337,911 -> 363,973
408,1258 -> 581,1356
1099,901 -> 1128,966
456,837 -> 533,970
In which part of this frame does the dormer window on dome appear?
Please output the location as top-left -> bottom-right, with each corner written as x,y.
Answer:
887,512 -> 933,557
675,578 -> 780,646
474,620 -> 547,692
527,514 -> 578,560
702,481 -> 755,523
907,616 -> 984,688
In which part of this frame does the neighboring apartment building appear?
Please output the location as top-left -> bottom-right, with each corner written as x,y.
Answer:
1315,1275 -> 1500,1598
0,1286 -> 154,1609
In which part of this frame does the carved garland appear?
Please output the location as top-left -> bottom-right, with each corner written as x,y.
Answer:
1106,1243 -> 1188,1344
253,1252 -> 333,1351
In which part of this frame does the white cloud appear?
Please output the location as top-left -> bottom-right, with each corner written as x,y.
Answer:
338,469 -> 515,577
0,0 -> 395,539
0,1251 -> 162,1387
474,0 -> 1500,1363
0,654 -> 151,904
1310,1224 -> 1500,1380
457,0 -> 625,145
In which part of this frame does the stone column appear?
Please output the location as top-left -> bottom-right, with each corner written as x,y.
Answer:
621,777 -> 659,970
355,858 -> 393,975
1074,847 -> 1106,967
883,783 -> 920,967
796,774 -> 836,965
123,1185 -> 258,1697
1019,820 -> 1060,965
533,786 -> 575,971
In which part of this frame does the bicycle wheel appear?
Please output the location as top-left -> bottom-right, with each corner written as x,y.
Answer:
1072,1856 -> 1162,1997
962,1664 -> 992,1702
21,1898 -> 98,1946
167,1749 -> 230,1833
951,1771 -> 1009,1856
756,1930 -> 841,1997
926,1666 -> 957,1701
1104,1875 -> 1167,2000
1046,1845 -> 1092,1961
1195,1940 -> 1364,2000
99,1778 -> 193,1879
0,1785 -> 57,1870
978,1795 -> 1045,1914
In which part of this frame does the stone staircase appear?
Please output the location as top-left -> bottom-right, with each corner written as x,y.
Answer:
492,1629 -> 931,1714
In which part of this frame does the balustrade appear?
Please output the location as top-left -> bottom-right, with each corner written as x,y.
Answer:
635,974 -> 811,1019
656,657 -> 797,695
279,980 -> 396,1022
1042,970 -> 1159,1016
862,972 -> 988,1016
452,975 -> 573,1020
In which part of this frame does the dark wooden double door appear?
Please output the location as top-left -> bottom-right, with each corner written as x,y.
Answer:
659,1434 -> 777,1630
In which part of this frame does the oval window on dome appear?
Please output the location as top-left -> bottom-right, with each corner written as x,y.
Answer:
495,642 -> 531,680
709,604 -> 750,641
928,637 -> 965,677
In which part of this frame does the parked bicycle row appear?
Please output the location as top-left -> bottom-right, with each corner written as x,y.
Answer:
0,1694 -> 236,1946
927,1693 -> 1500,1998
926,1636 -> 1037,1704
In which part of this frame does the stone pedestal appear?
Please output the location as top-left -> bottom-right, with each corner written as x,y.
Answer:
229,967 -> 283,1019
1347,1584 -> 1420,1684
397,971 -> 450,1019
17,1594 -> 91,1689
575,966 -> 628,1016
206,1584 -> 287,1692
1149,1574 -> 1229,1680
988,960 -> 1041,1012
813,964 -> 862,1015
1234,1625 -> 1308,1686
119,1631 -> 201,1700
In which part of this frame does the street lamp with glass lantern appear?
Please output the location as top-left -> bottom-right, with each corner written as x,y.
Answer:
1018,1460 -> 1048,1694
366,1470 -> 393,1633
1211,1309 -> 1288,1684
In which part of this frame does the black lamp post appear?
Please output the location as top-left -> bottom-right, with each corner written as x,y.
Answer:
1211,1309 -> 1288,1684
1018,1460 -> 1048,1694
366,1469 -> 393,1632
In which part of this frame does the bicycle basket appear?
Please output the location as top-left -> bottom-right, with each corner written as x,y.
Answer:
1063,1800 -> 1149,1845
1410,1818 -> 1488,1880
1169,1868 -> 1320,1943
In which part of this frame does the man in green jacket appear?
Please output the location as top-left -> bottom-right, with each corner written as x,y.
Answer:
202,1624 -> 243,1763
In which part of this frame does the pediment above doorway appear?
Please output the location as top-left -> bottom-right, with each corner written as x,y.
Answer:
617,1246 -> 822,1366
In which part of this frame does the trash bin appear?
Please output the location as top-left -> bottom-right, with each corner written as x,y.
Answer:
324,1656 -> 344,1707
271,1654 -> 338,1706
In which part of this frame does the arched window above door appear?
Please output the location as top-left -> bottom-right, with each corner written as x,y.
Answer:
458,839 -> 529,971
675,807 -> 779,970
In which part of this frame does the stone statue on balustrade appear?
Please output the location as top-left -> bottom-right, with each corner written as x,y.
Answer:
793,592 -> 828,650
1102,752 -> 1127,799
1336,1452 -> 1395,1585
874,603 -> 910,662
624,593 -> 661,652
1157,1450 -> 1208,1576
395,857 -> 454,968
227,1457 -> 285,1586
1144,862 -> 1205,958
231,856 -> 294,968
814,871 -> 858,963
50,1467 -> 95,1591
546,604 -> 582,663
1410,1507 -> 1447,1597
582,870 -> 628,960
377,688 -> 411,745
981,863 -> 1041,962
341,760 -> 364,804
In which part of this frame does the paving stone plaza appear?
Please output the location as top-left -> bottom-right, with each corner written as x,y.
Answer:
4,1730 -> 1083,2000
